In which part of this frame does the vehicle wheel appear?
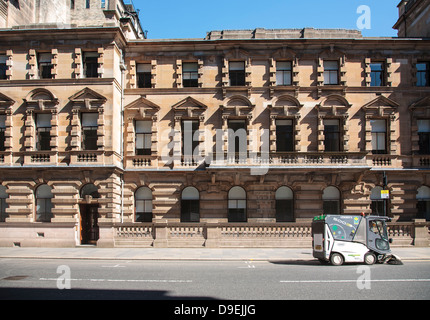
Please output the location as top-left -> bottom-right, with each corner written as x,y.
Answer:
330,253 -> 344,266
364,252 -> 376,265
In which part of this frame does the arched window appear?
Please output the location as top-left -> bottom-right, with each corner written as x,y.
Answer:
0,186 -> 8,222
181,187 -> 199,222
323,186 -> 341,215
228,186 -> 246,222
36,184 -> 53,222
135,187 -> 152,222
417,186 -> 430,221
80,183 -> 100,199
275,186 -> 294,222
370,186 -> 387,216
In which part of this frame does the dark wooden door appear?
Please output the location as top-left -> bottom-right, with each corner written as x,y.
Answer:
80,204 -> 99,245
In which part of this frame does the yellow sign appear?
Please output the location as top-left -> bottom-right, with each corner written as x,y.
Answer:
381,189 -> 389,199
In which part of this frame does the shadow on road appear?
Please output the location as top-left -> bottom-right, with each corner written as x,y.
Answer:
0,287 -> 217,300
268,259 -> 322,266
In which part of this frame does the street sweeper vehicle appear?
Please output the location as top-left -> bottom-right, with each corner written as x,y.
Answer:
312,214 -> 402,265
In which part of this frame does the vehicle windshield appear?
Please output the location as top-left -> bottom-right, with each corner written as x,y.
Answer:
369,219 -> 390,250
369,220 -> 388,239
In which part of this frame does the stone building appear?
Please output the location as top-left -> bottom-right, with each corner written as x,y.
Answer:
0,0 -> 429,247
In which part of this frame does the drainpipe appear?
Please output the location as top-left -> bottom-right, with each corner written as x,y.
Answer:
119,49 -> 126,224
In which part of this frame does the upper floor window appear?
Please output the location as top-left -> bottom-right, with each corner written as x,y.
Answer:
183,62 -> 199,87
0,115 -> 5,152
86,0 -> 90,9
371,119 -> 387,154
229,61 -> 245,86
181,120 -> 199,157
228,119 -> 246,155
136,63 -> 151,88
370,62 -> 385,86
418,119 -> 430,155
323,119 -> 341,152
276,119 -> 294,152
0,55 -> 7,80
36,113 -> 52,151
276,61 -> 292,86
83,52 -> 98,78
135,120 -> 152,155
71,0 -> 75,9
101,0 -> 106,8
38,53 -> 52,79
81,113 -> 98,150
323,61 -> 339,85
417,62 -> 430,87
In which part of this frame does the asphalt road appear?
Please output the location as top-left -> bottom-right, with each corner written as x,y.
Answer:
0,258 -> 429,301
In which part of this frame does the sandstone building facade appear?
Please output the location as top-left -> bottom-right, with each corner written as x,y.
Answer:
0,0 -> 429,247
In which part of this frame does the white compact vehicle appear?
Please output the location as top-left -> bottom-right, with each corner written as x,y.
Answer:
312,214 -> 401,266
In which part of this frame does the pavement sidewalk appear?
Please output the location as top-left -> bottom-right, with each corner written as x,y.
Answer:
0,247 -> 429,261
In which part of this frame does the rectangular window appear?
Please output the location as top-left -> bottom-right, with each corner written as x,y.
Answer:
276,119 -> 294,152
0,197 -> 8,222
323,61 -> 339,85
417,200 -> 430,221
181,120 -> 199,157
0,55 -> 7,80
136,199 -> 152,222
417,62 -> 430,87
136,63 -> 152,88
81,113 -> 98,150
181,200 -> 200,222
83,52 -> 98,78
101,0 -> 106,8
276,61 -> 292,86
370,62 -> 385,86
71,0 -> 75,9
418,119 -> 430,155
86,0 -> 90,9
0,115 -> 5,151
371,119 -> 387,154
36,113 -> 52,151
38,53 -> 53,79
135,120 -> 152,155
183,62 -> 199,87
36,198 -> 53,222
324,119 -> 341,152
229,61 -> 245,86
228,202 -> 246,222
228,120 -> 246,155
323,200 -> 340,215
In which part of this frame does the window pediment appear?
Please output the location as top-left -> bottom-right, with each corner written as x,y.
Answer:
69,87 -> 107,111
221,95 -> 255,118
125,96 -> 160,119
362,96 -> 399,118
0,93 -> 15,110
269,94 -> 302,118
24,88 -> 59,111
316,94 -> 351,118
172,96 -> 207,119
409,96 -> 430,117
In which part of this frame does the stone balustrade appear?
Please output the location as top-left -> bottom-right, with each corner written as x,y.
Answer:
106,220 -> 430,248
